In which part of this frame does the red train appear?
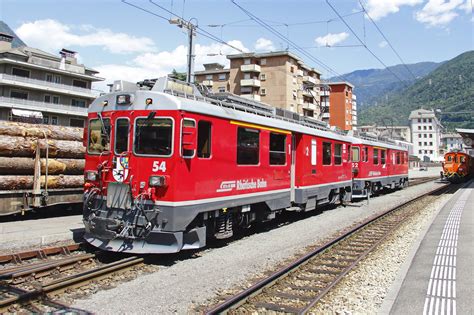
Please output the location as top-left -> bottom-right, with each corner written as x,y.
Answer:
82,77 -> 408,253
442,151 -> 473,183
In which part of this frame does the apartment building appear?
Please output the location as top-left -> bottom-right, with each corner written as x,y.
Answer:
194,63 -> 230,93
321,82 -> 356,131
409,109 -> 443,162
358,124 -> 411,142
0,31 -> 103,127
441,133 -> 464,152
195,51 -> 322,117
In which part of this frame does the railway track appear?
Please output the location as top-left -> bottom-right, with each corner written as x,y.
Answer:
0,243 -> 144,313
205,182 -> 455,314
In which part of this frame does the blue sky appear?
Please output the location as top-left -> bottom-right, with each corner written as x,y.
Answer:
1,0 -> 472,91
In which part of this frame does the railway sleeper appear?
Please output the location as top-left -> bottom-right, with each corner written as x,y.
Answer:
253,302 -> 303,314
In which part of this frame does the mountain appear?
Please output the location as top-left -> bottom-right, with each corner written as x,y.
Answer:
331,61 -> 441,108
0,21 -> 26,48
358,51 -> 474,130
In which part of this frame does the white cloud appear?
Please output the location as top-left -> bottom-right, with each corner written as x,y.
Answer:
93,40 -> 248,92
378,40 -> 388,48
364,0 -> 423,20
254,38 -> 275,51
15,19 -> 157,54
315,32 -> 349,47
415,0 -> 469,27
415,0 -> 465,26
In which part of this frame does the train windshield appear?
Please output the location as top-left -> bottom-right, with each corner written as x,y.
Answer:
134,117 -> 173,156
88,118 -> 111,154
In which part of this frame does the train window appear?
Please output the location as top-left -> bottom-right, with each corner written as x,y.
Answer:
352,147 -> 360,162
269,133 -> 286,165
323,142 -> 331,165
447,155 -> 452,162
88,118 -> 111,154
381,150 -> 386,165
182,119 -> 196,158
362,147 -> 368,162
237,127 -> 259,165
197,121 -> 212,158
334,143 -> 342,165
134,118 -> 173,156
460,156 -> 466,163
114,118 -> 129,154
311,139 -> 317,165
396,152 -> 401,164
373,149 -> 379,165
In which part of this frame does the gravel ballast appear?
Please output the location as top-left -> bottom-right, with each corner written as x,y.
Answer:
73,181 -> 445,314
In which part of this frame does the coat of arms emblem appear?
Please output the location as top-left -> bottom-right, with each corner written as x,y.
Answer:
112,156 -> 129,182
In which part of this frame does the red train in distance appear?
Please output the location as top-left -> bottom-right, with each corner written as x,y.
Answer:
82,77 -> 409,254
442,151 -> 473,183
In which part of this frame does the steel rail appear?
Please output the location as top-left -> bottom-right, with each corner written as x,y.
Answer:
0,256 -> 143,311
0,243 -> 83,264
205,182 -> 452,314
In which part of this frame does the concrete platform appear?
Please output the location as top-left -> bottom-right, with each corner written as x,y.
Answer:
389,180 -> 473,315
0,215 -> 84,253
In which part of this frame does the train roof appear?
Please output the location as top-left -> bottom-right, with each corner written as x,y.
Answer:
90,77 -> 406,150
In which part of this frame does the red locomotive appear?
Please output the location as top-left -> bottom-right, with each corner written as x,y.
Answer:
442,151 -> 473,183
82,77 -> 408,253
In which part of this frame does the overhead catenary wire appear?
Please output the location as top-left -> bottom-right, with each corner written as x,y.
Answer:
122,0 -> 244,53
358,0 -> 417,81
325,0 -> 410,88
230,0 -> 348,81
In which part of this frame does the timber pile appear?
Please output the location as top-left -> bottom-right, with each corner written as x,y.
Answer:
0,121 -> 85,191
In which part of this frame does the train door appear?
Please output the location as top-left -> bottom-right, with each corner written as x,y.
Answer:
290,133 -> 296,202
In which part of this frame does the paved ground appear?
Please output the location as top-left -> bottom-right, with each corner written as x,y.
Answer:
0,215 -> 83,252
409,166 -> 443,179
389,180 -> 473,315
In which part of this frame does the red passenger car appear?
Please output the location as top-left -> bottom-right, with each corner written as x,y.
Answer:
82,77 -> 408,254
351,137 -> 409,197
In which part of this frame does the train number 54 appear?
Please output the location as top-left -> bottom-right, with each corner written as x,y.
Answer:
152,161 -> 167,172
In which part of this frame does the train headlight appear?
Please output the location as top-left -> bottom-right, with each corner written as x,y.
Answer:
85,171 -> 98,181
149,175 -> 167,187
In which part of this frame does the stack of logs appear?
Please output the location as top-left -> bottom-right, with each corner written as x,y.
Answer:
0,121 -> 85,191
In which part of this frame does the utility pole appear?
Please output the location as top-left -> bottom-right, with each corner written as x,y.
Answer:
169,18 -> 196,83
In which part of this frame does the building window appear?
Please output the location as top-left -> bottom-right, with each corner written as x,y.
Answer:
373,148 -> 379,165
46,73 -> 61,83
430,150 -> 433,154
10,90 -> 28,99
269,133 -> 286,165
419,150 -> 422,154
44,95 -> 60,104
323,142 -> 332,165
244,73 -> 251,80
51,116 -> 58,125
418,134 -> 421,138
43,116 -> 49,125
72,79 -> 87,88
423,126 -> 427,130
244,58 -> 251,65
260,58 -> 266,65
205,74 -> 212,80
218,87 -> 225,93
290,66 -> 294,73
418,126 -> 421,130
237,127 -> 259,165
71,99 -> 86,108
419,142 -> 422,146
429,126 -> 432,130
418,119 -> 421,123
69,118 -> 84,127
424,134 -> 427,138
429,134 -> 433,138
260,73 -> 266,81
428,119 -> 432,122
197,121 -> 212,158
260,88 -> 266,96
12,68 -> 30,78
429,142 -> 433,146
423,118 -> 426,122
334,143 -> 342,165
424,142 -> 427,146
218,73 -> 226,81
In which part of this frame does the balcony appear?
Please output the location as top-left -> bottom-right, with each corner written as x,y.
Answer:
296,69 -> 304,77
240,94 -> 261,102
202,80 -> 213,87
0,73 -> 97,99
352,94 -> 357,100
240,64 -> 261,72
321,101 -> 330,108
240,79 -> 261,87
302,75 -> 316,84
303,102 -> 317,110
302,89 -> 315,97
0,96 -> 88,117
352,104 -> 357,111
322,113 -> 330,119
